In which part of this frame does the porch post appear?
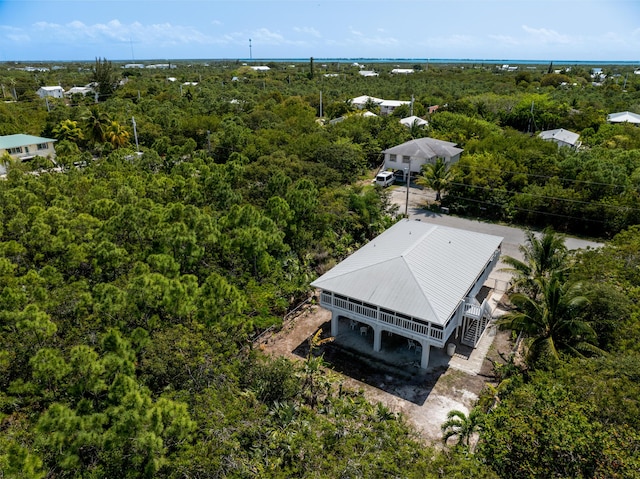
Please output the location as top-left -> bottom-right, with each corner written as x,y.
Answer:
373,325 -> 382,352
331,311 -> 339,337
419,341 -> 431,369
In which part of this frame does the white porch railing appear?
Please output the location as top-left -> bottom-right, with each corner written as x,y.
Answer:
320,292 -> 449,347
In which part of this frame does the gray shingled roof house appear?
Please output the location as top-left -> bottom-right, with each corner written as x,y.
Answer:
311,219 -> 503,369
381,138 -> 463,179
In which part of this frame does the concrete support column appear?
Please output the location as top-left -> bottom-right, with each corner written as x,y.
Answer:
419,341 -> 431,369
373,326 -> 382,352
331,311 -> 339,337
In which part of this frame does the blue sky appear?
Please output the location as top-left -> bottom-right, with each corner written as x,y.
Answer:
1,0 -> 639,62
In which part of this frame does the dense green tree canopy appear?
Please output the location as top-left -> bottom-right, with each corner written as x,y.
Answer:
1,59 -> 640,478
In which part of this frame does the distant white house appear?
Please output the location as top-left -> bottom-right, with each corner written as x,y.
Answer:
350,95 -> 384,109
607,111 -> 640,124
399,116 -> 428,129
350,95 -> 412,116
382,137 -> 463,177
123,63 -> 145,69
0,134 -> 57,175
250,66 -> 271,72
358,70 -> 379,77
538,128 -> 581,149
311,219 -> 503,369
65,85 -> 94,97
36,86 -> 64,99
146,64 -> 175,69
380,99 -> 411,116
391,68 -> 414,74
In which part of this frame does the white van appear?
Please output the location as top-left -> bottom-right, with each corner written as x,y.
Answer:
375,171 -> 395,187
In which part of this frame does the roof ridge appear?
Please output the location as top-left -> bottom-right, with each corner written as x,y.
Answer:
399,249 -> 437,318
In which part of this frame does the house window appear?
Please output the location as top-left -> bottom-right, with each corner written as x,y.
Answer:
389,154 -> 397,162
7,147 -> 23,154
402,155 -> 410,164
37,143 -> 48,150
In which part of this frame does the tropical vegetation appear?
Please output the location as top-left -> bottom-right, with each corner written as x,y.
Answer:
1,58 -> 640,477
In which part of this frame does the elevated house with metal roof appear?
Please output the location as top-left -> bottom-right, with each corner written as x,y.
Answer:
311,219 -> 503,369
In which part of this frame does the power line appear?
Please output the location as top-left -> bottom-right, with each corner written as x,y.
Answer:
454,163 -> 634,190
445,193 -> 609,224
448,181 -> 640,213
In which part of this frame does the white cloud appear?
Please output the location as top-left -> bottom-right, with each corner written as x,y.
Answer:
329,26 -> 399,48
251,27 -> 285,44
521,25 -> 572,45
0,26 -> 30,44
293,26 -> 321,38
17,19 -> 225,49
487,34 -> 520,46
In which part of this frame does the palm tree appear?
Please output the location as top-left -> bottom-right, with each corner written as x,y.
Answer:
81,108 -> 111,145
8,77 -> 17,100
501,227 -> 569,298
416,157 -> 453,202
52,119 -> 84,144
408,119 -> 426,139
441,408 -> 484,449
104,120 -> 130,149
497,275 -> 595,368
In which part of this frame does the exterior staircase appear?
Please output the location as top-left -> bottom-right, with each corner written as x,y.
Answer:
463,320 -> 479,346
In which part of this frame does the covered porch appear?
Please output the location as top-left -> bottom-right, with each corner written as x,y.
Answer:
321,290 -> 493,369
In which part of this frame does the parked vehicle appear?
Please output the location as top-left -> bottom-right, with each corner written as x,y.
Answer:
375,170 -> 395,187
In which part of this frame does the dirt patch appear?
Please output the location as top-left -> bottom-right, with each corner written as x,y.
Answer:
258,301 -> 514,444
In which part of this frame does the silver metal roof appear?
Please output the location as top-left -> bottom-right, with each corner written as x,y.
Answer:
538,128 -> 580,145
382,137 -> 463,159
311,219 -> 503,326
607,111 -> 640,124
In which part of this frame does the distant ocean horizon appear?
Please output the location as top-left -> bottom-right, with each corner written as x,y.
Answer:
236,58 -> 640,66
4,57 -> 639,66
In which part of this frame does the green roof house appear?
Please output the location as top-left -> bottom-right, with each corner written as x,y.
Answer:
0,134 -> 57,175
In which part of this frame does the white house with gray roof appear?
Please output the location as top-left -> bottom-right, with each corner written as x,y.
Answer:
538,128 -> 581,149
311,219 -> 503,369
36,86 -> 64,99
382,137 -> 463,177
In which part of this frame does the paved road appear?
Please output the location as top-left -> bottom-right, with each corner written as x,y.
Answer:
390,186 -> 605,289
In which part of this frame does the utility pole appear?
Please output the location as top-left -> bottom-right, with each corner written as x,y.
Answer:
249,39 -> 252,60
132,116 -> 139,152
405,167 -> 410,216
319,91 -> 323,118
